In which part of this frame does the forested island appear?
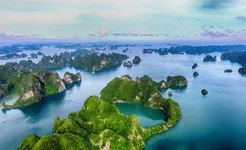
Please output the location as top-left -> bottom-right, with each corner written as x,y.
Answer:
203,55 -> 217,62
122,74 -> 188,90
0,50 -> 128,108
0,68 -> 81,109
18,75 -> 182,150
0,49 -> 128,72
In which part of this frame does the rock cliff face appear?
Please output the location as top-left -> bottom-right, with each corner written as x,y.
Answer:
123,61 -> 133,68
13,70 -> 65,107
63,72 -> 82,85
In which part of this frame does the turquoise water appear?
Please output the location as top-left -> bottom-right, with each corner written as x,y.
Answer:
115,103 -> 165,128
0,46 -> 246,150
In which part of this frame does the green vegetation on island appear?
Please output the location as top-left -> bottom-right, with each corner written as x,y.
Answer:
165,75 -> 188,89
6,70 -> 65,108
101,75 -> 182,125
18,75 -> 182,150
2,50 -> 127,73
0,64 -> 28,98
0,69 -> 82,109
73,53 -> 128,72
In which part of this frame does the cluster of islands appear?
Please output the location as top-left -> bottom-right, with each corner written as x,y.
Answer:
18,75 -> 183,150
0,43 -> 245,149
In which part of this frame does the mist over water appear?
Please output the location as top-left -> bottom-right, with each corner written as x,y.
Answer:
0,46 -> 246,150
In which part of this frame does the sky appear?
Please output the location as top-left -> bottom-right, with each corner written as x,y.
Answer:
0,0 -> 246,43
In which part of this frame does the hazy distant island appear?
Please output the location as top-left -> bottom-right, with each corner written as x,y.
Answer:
143,45 -> 246,55
0,49 -> 128,73
224,69 -> 233,73
221,51 -> 246,66
18,75 -> 182,149
133,56 -> 141,64
0,44 -> 43,54
238,68 -> 246,75
203,55 -> 217,62
0,53 -> 28,60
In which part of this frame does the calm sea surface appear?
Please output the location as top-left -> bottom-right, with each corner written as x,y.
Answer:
0,46 -> 245,150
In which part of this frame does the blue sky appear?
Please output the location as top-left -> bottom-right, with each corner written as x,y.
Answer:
0,0 -> 246,42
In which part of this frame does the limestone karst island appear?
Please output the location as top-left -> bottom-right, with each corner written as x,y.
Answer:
1,0 -> 246,150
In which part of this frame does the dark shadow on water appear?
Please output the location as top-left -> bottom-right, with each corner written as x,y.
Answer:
19,92 -> 66,116
65,81 -> 82,91
1,92 -> 66,123
159,86 -> 188,94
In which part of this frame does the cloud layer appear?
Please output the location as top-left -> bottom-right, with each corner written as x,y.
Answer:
0,0 -> 246,41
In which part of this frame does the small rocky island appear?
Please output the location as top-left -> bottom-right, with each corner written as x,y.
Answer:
192,63 -> 198,69
133,56 -> 141,64
221,52 -> 246,66
143,49 -> 153,53
224,69 -> 233,73
201,89 -> 208,95
123,61 -> 133,68
238,67 -> 246,75
193,71 -> 199,77
18,75 -> 182,150
63,72 -> 82,85
164,75 -> 188,89
203,55 -> 217,62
